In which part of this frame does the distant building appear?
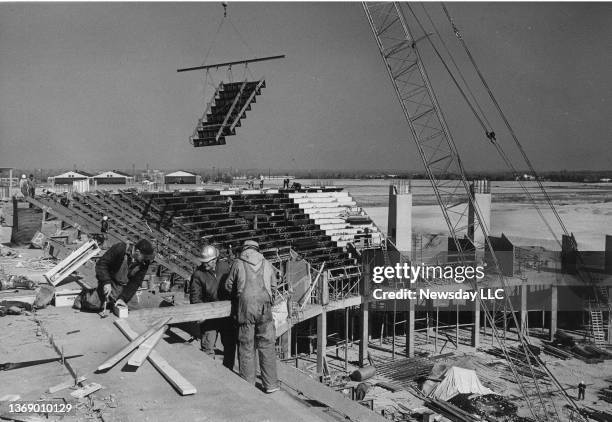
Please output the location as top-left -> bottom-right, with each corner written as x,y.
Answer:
164,170 -> 199,184
93,170 -> 134,185
49,170 -> 94,185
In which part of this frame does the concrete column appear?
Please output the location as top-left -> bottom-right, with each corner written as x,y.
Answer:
387,183 -> 412,254
467,180 -> 491,260
472,297 -> 480,347
405,299 -> 415,357
358,302 -> 369,366
520,282 -> 528,334
317,310 -> 327,375
550,285 -> 558,342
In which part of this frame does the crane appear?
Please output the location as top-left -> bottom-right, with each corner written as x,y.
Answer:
363,3 -> 587,421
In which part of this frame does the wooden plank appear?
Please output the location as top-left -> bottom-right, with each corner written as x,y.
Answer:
70,383 -> 103,399
97,317 -> 171,372
128,325 -> 166,368
47,376 -> 87,394
128,301 -> 232,325
114,319 -> 196,395
128,296 -> 362,337
278,363 -> 387,422
44,240 -> 101,286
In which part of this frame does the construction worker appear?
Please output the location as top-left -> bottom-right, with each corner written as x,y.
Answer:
27,174 -> 36,197
259,174 -> 264,189
225,240 -> 279,393
189,245 -> 236,369
94,239 -> 155,309
19,175 -> 28,198
99,216 -> 109,247
578,380 -> 586,400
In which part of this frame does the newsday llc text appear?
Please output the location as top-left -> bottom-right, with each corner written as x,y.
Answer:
370,263 -> 504,301
371,287 -> 506,301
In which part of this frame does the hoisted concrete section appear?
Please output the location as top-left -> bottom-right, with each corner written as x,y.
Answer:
191,79 -> 266,147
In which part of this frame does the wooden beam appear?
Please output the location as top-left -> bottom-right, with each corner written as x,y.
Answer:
177,55 -> 285,73
114,319 -> 196,395
128,325 -> 167,367
128,301 -> 231,325
278,363 -> 387,422
128,296 -> 363,338
97,317 -> 171,371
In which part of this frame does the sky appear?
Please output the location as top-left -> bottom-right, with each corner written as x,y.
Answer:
0,2 -> 611,172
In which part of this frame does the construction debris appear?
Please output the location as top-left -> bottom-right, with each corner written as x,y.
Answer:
71,383 -> 103,399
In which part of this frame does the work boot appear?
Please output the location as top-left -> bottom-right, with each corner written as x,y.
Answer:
264,386 -> 280,394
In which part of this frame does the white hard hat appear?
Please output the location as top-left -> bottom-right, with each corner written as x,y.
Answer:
21,174 -> 26,179
199,245 -> 219,263
102,216 -> 108,221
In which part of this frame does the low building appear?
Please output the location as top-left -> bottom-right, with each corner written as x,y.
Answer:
49,170 -> 94,185
93,170 -> 134,185
164,170 -> 199,184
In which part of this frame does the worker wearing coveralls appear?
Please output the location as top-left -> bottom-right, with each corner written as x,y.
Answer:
225,240 -> 279,393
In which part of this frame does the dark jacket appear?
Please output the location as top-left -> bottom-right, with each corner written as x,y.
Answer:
95,242 -> 150,303
190,259 -> 231,304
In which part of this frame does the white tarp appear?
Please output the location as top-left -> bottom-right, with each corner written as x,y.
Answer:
429,366 -> 493,401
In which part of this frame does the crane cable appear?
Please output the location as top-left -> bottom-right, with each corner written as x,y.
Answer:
405,5 -> 566,420
441,2 -> 603,308
441,3 -> 570,238
420,4 -> 493,131
419,3 -> 563,249
425,4 -> 589,418
403,5 -> 550,419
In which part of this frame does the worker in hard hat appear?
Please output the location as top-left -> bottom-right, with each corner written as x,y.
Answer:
19,174 -> 29,198
190,245 -> 235,369
225,240 -> 280,393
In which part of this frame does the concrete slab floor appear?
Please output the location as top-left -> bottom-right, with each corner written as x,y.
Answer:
0,307 -> 340,422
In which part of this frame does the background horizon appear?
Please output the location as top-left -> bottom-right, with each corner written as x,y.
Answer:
1,2 -> 611,172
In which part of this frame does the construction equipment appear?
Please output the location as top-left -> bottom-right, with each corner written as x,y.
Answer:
362,3 -> 586,420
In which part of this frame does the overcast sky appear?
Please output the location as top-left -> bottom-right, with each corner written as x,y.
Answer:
1,2 -> 611,172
